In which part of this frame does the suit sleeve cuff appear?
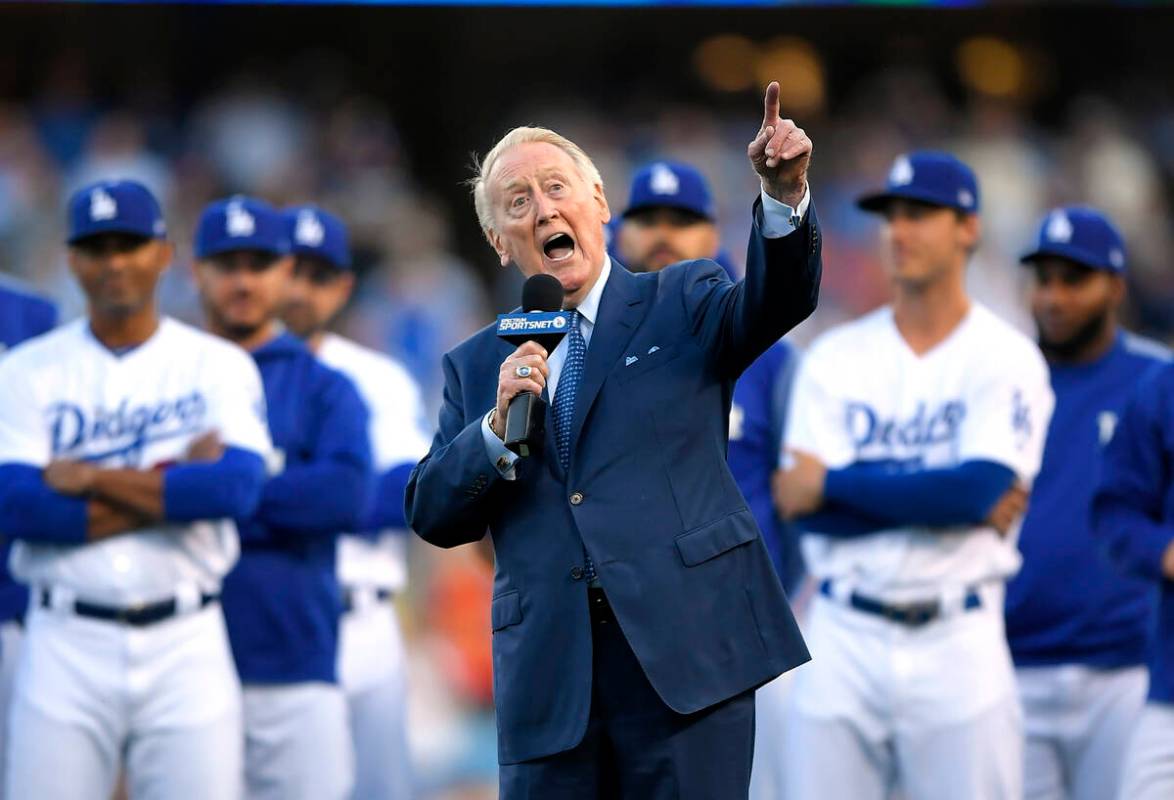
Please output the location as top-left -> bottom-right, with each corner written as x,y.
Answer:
481,410 -> 518,480
758,184 -> 811,239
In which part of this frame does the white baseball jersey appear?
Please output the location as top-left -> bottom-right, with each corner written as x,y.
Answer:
0,317 -> 272,606
318,333 -> 430,592
786,303 -> 1054,601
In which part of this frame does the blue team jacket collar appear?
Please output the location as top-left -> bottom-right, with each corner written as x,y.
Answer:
251,330 -> 308,360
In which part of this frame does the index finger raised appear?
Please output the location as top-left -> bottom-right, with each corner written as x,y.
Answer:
762,81 -> 781,128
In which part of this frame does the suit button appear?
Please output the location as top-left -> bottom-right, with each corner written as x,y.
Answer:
570,566 -> 584,581
569,492 -> 584,506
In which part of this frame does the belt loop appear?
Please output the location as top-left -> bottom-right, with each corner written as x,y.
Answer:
821,577 -> 853,604
44,585 -> 75,613
173,583 -> 201,615
939,584 -> 966,615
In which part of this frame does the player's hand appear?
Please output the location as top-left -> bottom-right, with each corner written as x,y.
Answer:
44,460 -> 98,496
775,449 -> 827,519
985,484 -> 1029,537
186,431 -> 225,462
748,81 -> 812,210
493,341 -> 550,440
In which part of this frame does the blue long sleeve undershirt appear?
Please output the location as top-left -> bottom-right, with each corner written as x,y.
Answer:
0,447 -> 267,544
163,447 -> 267,522
238,456 -> 370,543
799,459 -> 1016,538
356,462 -> 415,537
0,464 -> 87,543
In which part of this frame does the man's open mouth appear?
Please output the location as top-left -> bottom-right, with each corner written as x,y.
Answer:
543,232 -> 576,262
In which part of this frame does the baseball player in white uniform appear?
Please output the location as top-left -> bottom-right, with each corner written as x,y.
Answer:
0,180 -> 272,799
282,205 -> 430,800
775,152 -> 1054,799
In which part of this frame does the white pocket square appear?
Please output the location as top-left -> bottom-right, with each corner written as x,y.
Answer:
647,345 -> 660,354
625,356 -> 639,366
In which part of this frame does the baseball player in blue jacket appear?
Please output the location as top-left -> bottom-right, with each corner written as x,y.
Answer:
193,196 -> 372,800
282,204 -> 430,800
0,277 -> 56,795
1093,345 -> 1174,798
1006,207 -> 1168,800
0,279 -> 55,780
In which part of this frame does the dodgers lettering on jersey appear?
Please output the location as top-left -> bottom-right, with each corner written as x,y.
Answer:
319,333 -> 431,593
846,399 -> 967,464
0,318 -> 272,605
786,304 -> 1054,600
48,392 -> 209,464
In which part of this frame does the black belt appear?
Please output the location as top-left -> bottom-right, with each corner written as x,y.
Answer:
342,587 -> 394,613
819,580 -> 981,628
41,590 -> 218,627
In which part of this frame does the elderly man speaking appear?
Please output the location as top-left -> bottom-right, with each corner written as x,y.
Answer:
406,83 -> 821,798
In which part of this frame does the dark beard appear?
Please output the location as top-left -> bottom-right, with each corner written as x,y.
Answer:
1037,309 -> 1112,362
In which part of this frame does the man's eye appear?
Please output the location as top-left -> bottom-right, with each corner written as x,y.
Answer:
511,196 -> 528,209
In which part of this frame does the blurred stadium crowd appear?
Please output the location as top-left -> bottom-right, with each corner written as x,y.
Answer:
0,26 -> 1172,796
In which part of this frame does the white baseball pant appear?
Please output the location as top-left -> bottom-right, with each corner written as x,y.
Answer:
6,602 -> 243,800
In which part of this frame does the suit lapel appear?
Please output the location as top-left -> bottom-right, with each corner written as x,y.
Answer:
568,263 -> 649,460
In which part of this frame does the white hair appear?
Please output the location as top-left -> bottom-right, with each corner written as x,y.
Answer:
470,126 -> 604,243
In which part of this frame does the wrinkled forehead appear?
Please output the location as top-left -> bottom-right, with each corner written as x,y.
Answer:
490,141 -> 583,196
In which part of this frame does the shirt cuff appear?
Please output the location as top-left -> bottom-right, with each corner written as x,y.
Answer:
759,184 -> 811,239
481,410 -> 518,480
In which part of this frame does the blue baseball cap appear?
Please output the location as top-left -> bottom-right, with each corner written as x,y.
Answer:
857,151 -> 981,214
285,205 -> 350,270
67,180 -> 167,244
622,161 -> 716,221
194,196 -> 290,260
1020,206 -> 1126,273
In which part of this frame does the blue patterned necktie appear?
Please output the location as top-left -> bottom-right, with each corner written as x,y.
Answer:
553,310 -> 597,583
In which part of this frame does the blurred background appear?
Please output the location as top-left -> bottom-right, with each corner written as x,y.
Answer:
0,3 -> 1171,796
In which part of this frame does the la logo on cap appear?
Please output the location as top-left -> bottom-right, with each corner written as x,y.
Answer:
889,156 -> 914,187
649,164 -> 680,196
226,201 -> 255,238
295,210 -> 325,247
1046,210 -> 1073,243
90,188 -> 118,221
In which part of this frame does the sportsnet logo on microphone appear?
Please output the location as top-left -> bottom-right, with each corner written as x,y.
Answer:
496,310 -> 572,349
496,311 -> 569,334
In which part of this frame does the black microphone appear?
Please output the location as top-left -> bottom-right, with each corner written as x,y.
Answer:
494,274 -> 569,457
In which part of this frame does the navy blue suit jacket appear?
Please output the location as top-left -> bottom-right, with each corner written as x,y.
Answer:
406,199 -> 820,764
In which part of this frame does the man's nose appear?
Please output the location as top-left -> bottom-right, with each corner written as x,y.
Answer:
1036,280 -> 1065,305
286,276 -> 310,298
104,250 -> 133,271
535,194 -> 560,223
230,270 -> 258,291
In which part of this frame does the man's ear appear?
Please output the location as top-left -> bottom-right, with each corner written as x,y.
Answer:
155,240 -> 175,271
338,271 -> 356,303
960,213 -> 981,253
1108,273 -> 1127,307
594,183 -> 611,225
488,229 -> 510,268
